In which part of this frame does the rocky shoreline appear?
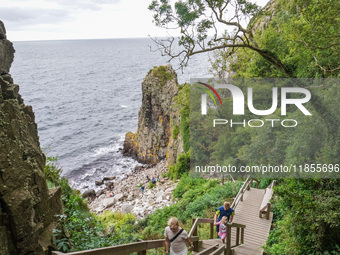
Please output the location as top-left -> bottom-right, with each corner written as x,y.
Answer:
88,160 -> 177,218
86,66 -> 184,219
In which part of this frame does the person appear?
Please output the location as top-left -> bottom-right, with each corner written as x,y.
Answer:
141,185 -> 145,196
146,176 -> 150,182
164,217 -> 194,255
214,201 -> 234,234
214,216 -> 228,243
152,177 -> 156,184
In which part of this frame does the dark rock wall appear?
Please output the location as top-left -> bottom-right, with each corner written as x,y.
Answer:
0,20 -> 62,255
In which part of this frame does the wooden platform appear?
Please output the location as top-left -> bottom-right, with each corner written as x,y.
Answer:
232,188 -> 272,255
193,188 -> 273,255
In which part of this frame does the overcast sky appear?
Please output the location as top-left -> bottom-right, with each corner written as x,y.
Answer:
1,0 -> 270,41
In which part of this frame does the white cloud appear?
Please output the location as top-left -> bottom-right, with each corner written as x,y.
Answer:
1,0 -> 270,41
50,0 -> 122,10
0,7 -> 70,29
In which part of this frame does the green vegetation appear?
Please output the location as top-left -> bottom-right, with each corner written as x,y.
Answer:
150,66 -> 174,87
265,179 -> 340,254
44,156 -> 241,253
168,151 -> 190,180
172,124 -> 180,140
149,181 -> 156,189
44,157 -> 139,252
40,1 -> 339,254
172,83 -> 190,152
148,0 -> 340,254
135,175 -> 241,240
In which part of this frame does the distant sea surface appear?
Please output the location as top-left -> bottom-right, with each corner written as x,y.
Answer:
11,38 -> 210,192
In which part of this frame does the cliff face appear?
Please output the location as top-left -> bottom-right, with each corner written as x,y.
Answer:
123,65 -> 184,164
0,20 -> 62,255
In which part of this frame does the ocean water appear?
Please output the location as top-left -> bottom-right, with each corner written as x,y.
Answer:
10,38 -> 210,192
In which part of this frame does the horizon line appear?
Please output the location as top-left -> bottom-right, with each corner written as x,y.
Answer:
11,36 -> 160,43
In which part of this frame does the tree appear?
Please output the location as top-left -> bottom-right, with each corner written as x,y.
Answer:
148,0 -> 339,77
148,0 -> 340,138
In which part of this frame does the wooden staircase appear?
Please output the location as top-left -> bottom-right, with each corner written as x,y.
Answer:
52,177 -> 275,255
192,178 -> 275,255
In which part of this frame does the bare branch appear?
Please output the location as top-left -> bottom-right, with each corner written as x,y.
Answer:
312,55 -> 340,74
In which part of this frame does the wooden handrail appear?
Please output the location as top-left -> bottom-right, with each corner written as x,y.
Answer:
188,218 -> 199,238
195,244 -> 220,255
210,245 -> 226,255
269,179 -> 276,189
52,237 -> 199,255
52,218 -> 246,255
187,218 -> 246,255
231,175 -> 251,209
259,180 -> 276,219
225,223 -> 246,255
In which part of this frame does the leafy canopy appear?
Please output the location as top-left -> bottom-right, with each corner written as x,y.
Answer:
149,0 -> 340,77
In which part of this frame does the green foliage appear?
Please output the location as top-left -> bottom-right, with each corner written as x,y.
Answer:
135,178 -> 241,239
44,155 -> 62,187
180,108 -> 190,152
173,173 -> 208,199
150,66 -> 174,87
149,1 -> 339,254
95,211 -> 136,232
168,151 -> 190,180
138,204 -> 181,239
148,0 -> 262,69
182,181 -> 241,219
226,0 -> 340,78
172,83 -> 190,152
264,179 -> 340,255
149,181 -> 156,189
45,156 -> 139,252
172,124 -> 180,140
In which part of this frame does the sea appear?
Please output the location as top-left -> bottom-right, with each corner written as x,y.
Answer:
11,38 -> 210,192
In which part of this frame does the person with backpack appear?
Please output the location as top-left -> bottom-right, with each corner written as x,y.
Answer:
164,217 -> 194,255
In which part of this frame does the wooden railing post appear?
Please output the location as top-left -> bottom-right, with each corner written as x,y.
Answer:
137,239 -> 146,255
241,227 -> 244,244
226,223 -> 232,255
192,219 -> 199,251
210,222 -> 214,239
236,227 -> 240,246
266,203 -> 271,220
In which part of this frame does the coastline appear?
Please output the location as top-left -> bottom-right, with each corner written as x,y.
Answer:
88,160 -> 177,218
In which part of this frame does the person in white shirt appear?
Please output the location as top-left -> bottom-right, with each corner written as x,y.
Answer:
164,217 -> 194,255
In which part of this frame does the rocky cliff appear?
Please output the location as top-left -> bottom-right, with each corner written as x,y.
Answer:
0,20 -> 62,255
123,65 -> 184,165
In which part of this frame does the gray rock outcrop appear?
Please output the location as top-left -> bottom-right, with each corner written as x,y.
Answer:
123,65 -> 183,164
0,20 -> 62,255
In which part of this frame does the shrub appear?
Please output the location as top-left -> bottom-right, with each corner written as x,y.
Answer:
149,181 -> 156,189
172,125 -> 180,140
168,152 -> 190,180
180,108 -> 190,152
45,156 -> 139,252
